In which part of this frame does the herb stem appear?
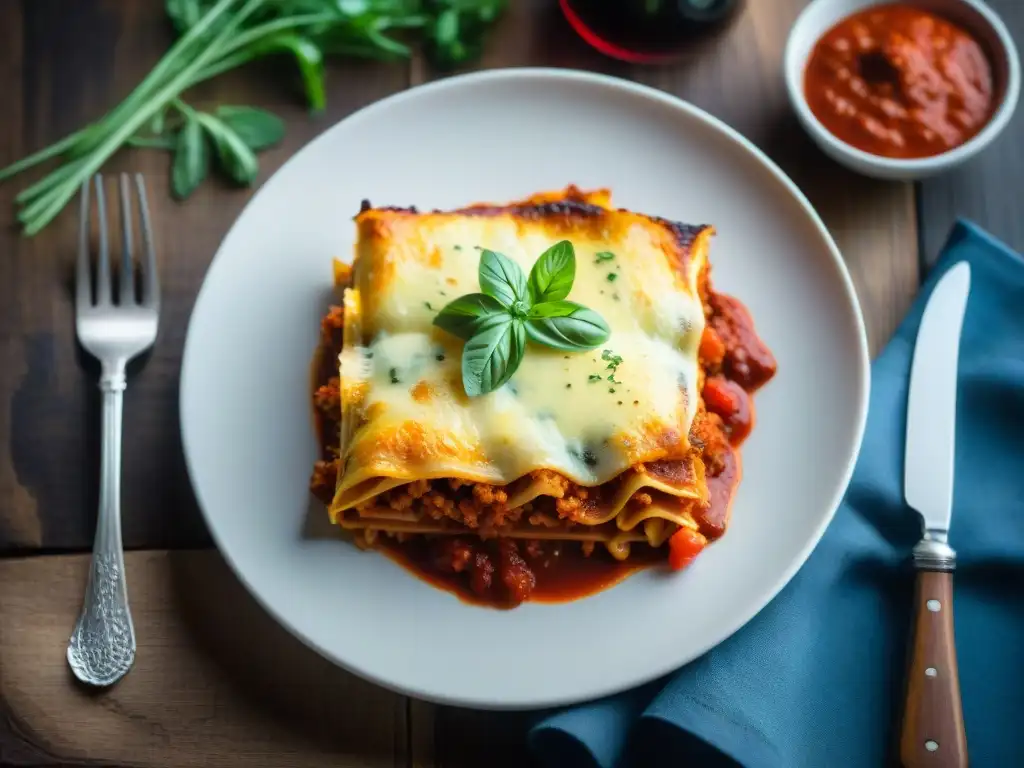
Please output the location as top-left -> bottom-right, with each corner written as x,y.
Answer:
74,0 -> 247,158
21,0 -> 265,235
0,129 -> 86,182
14,160 -> 84,204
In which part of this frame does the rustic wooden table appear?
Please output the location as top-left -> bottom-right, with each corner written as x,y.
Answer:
1,1 -> 1021,766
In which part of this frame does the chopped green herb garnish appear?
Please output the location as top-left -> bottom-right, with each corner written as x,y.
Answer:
435,353 -> 445,362
588,374 -> 602,383
453,245 -> 463,251
606,273 -> 618,283
388,367 -> 400,384
602,349 -> 623,368
424,301 -> 434,310
608,387 -> 616,393
617,400 -> 623,405
565,383 -> 572,389
595,251 -> 615,263
607,373 -> 621,385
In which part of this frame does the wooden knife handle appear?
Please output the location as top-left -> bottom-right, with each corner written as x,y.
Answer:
899,569 -> 968,768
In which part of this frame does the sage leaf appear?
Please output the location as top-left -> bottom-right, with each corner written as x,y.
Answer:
526,301 -> 610,351
171,116 -> 208,200
479,249 -> 527,307
214,106 -> 285,150
197,113 -> 258,186
527,239 -> 575,304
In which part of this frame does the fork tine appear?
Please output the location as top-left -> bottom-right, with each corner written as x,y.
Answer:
118,174 -> 135,305
135,174 -> 160,309
76,180 -> 92,307
93,175 -> 112,306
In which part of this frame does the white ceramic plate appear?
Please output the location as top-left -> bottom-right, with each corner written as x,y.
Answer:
180,68 -> 870,710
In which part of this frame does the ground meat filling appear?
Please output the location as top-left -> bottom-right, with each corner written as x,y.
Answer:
433,537 -> 540,605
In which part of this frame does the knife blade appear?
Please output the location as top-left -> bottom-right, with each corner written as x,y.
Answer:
899,260 -> 971,768
904,260 -> 971,538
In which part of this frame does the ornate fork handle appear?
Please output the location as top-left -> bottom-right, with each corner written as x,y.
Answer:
67,371 -> 136,687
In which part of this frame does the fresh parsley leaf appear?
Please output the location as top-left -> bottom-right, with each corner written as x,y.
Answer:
588,374 -> 602,383
527,239 -> 575,304
432,292 -> 508,340
606,272 -> 618,283
479,249 -> 528,307
525,301 -> 610,351
594,251 -> 615,263
461,315 -> 524,397
602,349 -> 623,368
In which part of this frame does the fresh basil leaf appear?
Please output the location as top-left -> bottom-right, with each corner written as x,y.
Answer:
171,115 -> 208,200
214,106 -> 285,151
526,301 -> 610,351
432,292 -> 508,341
527,239 -> 575,304
197,114 -> 258,186
462,315 -> 524,397
479,249 -> 527,307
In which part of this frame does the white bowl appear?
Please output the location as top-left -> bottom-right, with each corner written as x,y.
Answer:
784,0 -> 1021,180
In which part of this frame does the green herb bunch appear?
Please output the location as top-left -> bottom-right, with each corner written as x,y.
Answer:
433,241 -> 611,396
0,0 -> 506,236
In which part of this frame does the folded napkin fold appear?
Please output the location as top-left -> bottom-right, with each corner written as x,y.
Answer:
529,221 -> 1024,768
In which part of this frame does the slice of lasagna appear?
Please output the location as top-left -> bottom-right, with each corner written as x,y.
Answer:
310,186 -> 776,607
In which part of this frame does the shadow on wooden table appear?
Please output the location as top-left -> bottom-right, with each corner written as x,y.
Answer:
0,547 -> 407,767
169,550 -> 541,768
165,549 -> 408,765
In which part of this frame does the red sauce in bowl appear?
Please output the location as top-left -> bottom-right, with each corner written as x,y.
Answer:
803,3 -> 996,159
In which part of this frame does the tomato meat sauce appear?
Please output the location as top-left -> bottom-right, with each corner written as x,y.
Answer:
804,3 -> 996,159
311,286 -> 776,609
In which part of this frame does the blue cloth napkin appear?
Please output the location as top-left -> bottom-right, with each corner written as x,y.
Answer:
529,220 -> 1024,768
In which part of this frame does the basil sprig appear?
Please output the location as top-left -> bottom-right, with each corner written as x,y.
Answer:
433,240 -> 611,396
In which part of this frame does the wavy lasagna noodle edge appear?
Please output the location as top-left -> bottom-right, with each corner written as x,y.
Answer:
326,186 -> 715,561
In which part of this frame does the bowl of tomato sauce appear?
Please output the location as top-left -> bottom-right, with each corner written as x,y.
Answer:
785,0 -> 1020,179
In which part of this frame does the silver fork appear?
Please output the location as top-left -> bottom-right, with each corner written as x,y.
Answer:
67,173 -> 160,687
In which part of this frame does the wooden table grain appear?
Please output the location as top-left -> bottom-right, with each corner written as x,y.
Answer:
0,1 -> 1019,766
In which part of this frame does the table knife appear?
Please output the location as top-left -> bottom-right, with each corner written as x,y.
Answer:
899,261 -> 971,768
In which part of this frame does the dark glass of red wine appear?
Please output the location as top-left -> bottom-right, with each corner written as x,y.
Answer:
560,0 -> 743,64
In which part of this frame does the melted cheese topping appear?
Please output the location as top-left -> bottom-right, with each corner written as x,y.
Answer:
333,193 -> 710,506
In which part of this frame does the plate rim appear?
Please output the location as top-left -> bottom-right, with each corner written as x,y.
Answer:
179,66 -> 872,710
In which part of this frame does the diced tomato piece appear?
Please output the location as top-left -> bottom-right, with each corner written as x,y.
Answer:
703,376 -> 740,418
668,527 -> 707,570
698,327 -> 726,367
